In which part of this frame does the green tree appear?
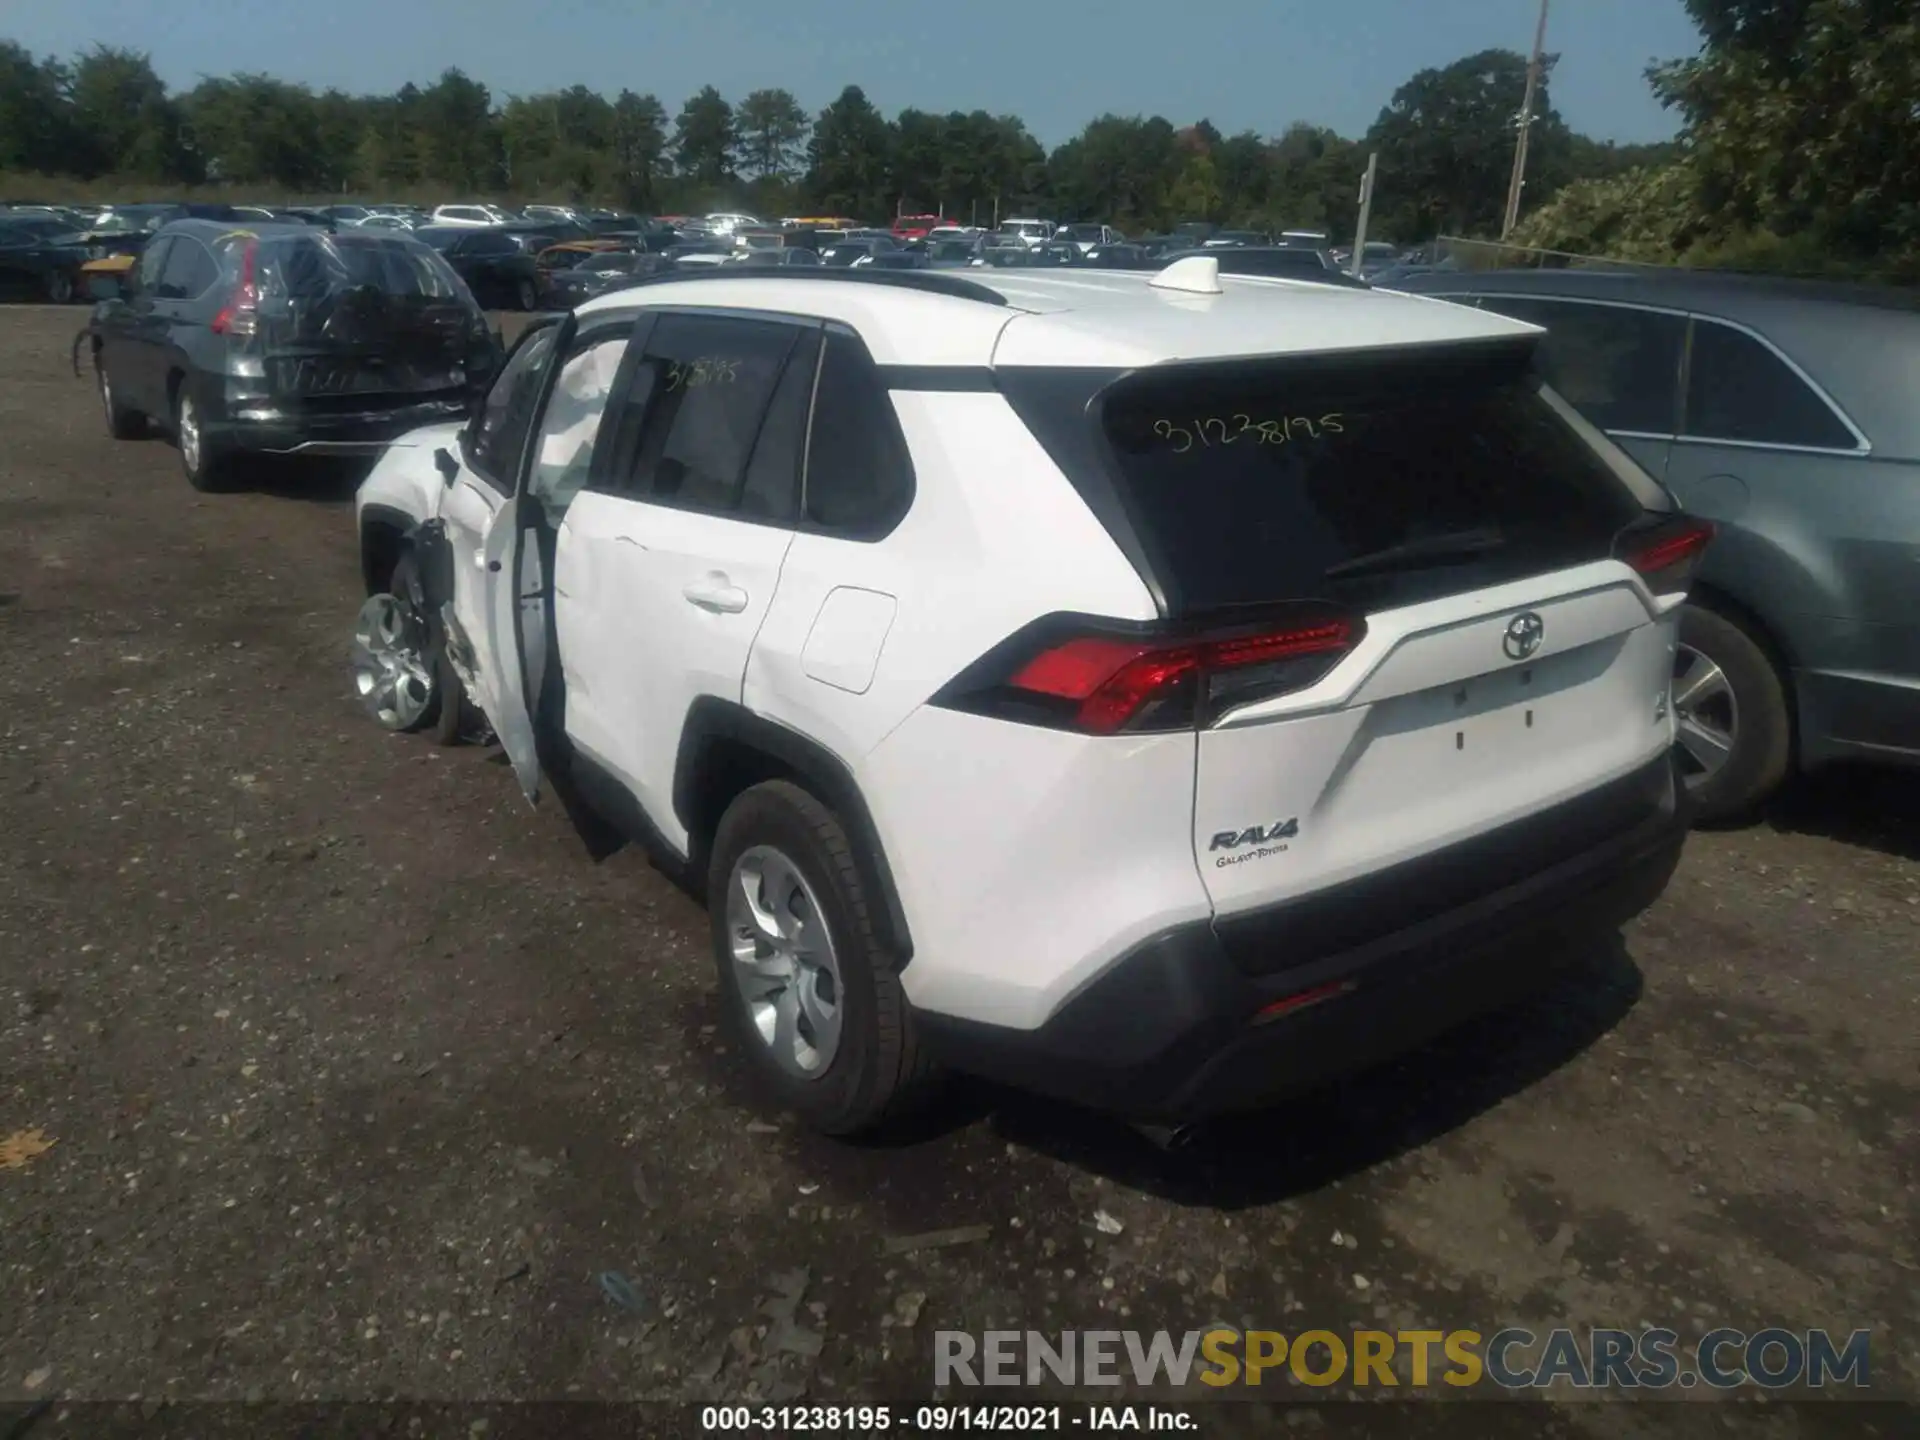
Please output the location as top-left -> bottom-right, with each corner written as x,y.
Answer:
1048,115 -> 1183,229
1363,48 -> 1572,240
1212,131 -> 1272,222
1259,122 -> 1366,234
182,76 -> 328,189
805,85 -> 892,218
891,108 -> 946,214
673,84 -> 736,187
1649,0 -> 1920,261
356,85 -> 423,188
414,68 -> 498,190
735,88 -> 808,181
610,89 -> 670,209
0,42 -> 72,174
68,46 -> 192,179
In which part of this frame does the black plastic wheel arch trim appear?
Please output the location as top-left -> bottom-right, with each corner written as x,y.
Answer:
674,697 -> 915,965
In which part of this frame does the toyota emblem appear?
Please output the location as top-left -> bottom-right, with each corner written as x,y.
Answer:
1503,611 -> 1545,661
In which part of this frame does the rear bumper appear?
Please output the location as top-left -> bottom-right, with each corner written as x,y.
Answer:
915,750 -> 1688,1123
206,396 -> 473,456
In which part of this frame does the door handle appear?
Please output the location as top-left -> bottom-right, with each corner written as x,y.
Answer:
474,549 -> 490,569
682,576 -> 748,614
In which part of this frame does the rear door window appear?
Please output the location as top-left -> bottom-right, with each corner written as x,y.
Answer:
1475,297 -> 1684,436
1683,317 -> 1857,450
1096,342 -> 1643,614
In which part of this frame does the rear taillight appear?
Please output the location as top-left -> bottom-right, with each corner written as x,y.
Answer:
933,609 -> 1364,735
210,239 -> 260,337
1617,514 -> 1714,595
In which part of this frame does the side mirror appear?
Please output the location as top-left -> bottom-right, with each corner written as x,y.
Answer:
434,446 -> 459,486
85,274 -> 124,302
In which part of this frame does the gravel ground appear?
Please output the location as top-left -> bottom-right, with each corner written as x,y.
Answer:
1,305 -> 1915,1436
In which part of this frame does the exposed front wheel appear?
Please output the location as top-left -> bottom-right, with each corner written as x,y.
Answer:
350,552 -> 466,743
1673,604 -> 1792,824
709,781 -> 935,1135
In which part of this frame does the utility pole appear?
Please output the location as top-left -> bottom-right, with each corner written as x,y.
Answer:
1349,152 -> 1378,277
1501,0 -> 1550,241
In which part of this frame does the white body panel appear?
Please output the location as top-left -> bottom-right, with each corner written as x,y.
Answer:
742,392 -> 1158,769
866,708 -> 1211,1030
556,493 -> 794,854
354,421 -> 460,532
1192,565 -> 1680,916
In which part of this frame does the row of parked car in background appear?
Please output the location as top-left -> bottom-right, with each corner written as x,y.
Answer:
3,197 -> 1445,311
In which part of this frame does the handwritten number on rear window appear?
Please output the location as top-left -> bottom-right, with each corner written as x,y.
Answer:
664,356 -> 740,392
1152,413 -> 1346,450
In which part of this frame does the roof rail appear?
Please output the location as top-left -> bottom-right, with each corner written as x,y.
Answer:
620,264 -> 1010,307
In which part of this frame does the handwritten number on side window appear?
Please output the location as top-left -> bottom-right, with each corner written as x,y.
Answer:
1153,413 -> 1345,449
664,356 -> 740,392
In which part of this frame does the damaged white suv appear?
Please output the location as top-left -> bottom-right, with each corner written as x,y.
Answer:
351,260 -> 1705,1135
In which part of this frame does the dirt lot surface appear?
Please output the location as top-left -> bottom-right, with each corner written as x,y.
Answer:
1,305 -> 1916,1437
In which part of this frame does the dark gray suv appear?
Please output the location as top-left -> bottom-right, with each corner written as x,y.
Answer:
1395,268 -> 1920,822
83,219 -> 500,493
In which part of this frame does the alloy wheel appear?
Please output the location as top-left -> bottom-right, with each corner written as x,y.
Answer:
726,845 -> 844,1079
177,394 -> 202,475
350,593 -> 435,730
1672,642 -> 1739,786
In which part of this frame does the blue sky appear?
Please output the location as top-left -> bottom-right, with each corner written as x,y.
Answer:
6,0 -> 1702,147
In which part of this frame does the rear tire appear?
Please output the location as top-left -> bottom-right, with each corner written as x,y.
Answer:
96,360 -> 143,440
1674,603 -> 1792,824
175,387 -> 235,493
516,277 -> 539,312
46,270 -> 75,305
709,781 -> 935,1136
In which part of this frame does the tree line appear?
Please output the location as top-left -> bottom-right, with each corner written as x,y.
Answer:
0,39 -> 1671,242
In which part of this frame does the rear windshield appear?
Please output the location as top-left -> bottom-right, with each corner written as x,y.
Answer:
245,233 -> 467,303
1037,341 -> 1644,614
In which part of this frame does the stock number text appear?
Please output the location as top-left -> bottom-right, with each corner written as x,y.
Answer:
1152,413 -> 1345,451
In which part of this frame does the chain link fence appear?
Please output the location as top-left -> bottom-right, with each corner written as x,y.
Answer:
1430,235 -> 1680,273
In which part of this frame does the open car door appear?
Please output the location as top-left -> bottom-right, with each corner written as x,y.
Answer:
474,311 -> 577,804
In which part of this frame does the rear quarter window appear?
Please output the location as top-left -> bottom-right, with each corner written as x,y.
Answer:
1094,342 -> 1645,614
1683,318 -> 1857,450
802,328 -> 915,538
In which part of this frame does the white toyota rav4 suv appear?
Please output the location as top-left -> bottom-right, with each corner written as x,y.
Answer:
351,258 -> 1705,1136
